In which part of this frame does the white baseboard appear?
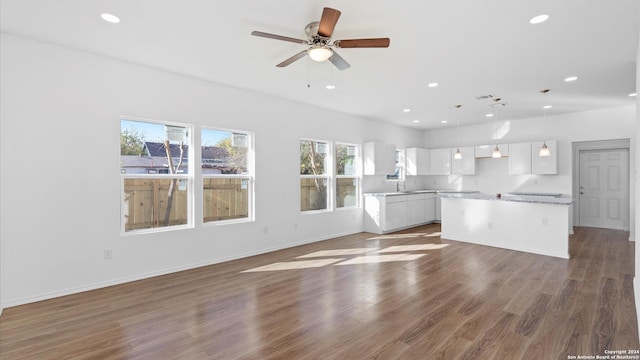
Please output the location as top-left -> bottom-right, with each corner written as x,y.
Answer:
3,228 -> 363,309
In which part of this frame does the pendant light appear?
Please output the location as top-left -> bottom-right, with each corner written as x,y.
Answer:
454,105 -> 463,159
491,98 -> 502,158
539,89 -> 551,157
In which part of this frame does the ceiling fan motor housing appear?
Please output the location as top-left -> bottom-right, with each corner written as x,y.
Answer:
305,22 -> 329,46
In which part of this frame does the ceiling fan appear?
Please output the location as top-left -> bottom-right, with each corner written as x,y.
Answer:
251,7 -> 390,71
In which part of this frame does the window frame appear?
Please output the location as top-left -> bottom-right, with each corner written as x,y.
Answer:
120,117 -> 194,235
201,126 -> 255,226
300,138 -> 333,214
386,148 -> 406,181
335,142 -> 361,210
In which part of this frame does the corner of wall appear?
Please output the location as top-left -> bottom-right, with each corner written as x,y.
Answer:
634,5 -> 640,342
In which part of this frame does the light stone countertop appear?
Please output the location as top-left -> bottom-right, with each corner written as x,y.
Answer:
437,192 -> 574,205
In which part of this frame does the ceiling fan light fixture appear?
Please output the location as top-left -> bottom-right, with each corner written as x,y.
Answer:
308,46 -> 333,62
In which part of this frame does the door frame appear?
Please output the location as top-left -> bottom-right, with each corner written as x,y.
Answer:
572,138 -> 631,231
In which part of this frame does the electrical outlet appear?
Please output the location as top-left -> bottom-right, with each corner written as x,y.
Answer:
293,222 -> 298,230
488,222 -> 493,230
542,218 -> 548,226
263,226 -> 268,235
103,249 -> 113,260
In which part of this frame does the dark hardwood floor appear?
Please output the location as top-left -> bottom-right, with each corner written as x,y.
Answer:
1,224 -> 638,359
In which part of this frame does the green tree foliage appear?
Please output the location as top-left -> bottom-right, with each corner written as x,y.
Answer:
336,144 -> 355,175
215,137 -> 248,174
120,128 -> 145,155
300,140 -> 326,175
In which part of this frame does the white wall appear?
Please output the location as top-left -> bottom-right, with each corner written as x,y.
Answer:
0,34 -> 422,307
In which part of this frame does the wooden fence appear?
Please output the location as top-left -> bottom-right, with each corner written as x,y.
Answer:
300,178 -> 357,210
123,179 -> 188,231
124,177 -> 355,230
203,178 -> 248,222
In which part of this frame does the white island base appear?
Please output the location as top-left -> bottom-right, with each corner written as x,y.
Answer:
440,197 -> 570,259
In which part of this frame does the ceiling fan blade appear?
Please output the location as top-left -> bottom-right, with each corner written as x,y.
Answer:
329,51 -> 351,71
334,38 -> 390,48
251,31 -> 307,44
276,50 -> 308,67
318,7 -> 341,38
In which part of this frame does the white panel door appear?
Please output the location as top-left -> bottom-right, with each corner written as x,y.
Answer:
579,149 -> 629,230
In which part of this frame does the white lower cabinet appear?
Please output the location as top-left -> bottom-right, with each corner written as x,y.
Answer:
364,193 -> 437,234
407,194 -> 426,226
425,194 -> 436,222
384,195 -> 408,231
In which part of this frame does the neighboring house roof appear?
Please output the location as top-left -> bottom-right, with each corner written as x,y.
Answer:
142,142 -> 186,158
141,142 -> 228,160
201,146 -> 228,160
120,155 -> 170,168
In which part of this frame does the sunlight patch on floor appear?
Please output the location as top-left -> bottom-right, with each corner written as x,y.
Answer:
367,232 -> 442,240
334,254 -> 426,265
242,258 -> 343,272
376,244 -> 449,253
296,248 -> 373,258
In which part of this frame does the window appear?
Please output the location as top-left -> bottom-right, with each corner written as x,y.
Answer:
300,139 -> 331,212
336,143 -> 360,208
386,149 -> 405,181
120,119 -> 192,233
201,128 -> 253,224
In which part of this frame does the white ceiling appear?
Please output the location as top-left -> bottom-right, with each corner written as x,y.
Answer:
1,0 -> 638,130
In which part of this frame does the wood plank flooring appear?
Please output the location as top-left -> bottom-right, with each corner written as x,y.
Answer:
1,225 -> 638,359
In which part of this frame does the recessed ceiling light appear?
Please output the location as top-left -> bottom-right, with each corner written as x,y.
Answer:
413,120 -> 420,123
485,113 -> 494,118
326,84 -> 335,90
543,105 -> 552,109
428,82 -> 439,88
530,14 -> 549,24
564,76 -> 578,82
403,108 -> 411,112
441,120 -> 448,124
101,13 -> 120,23
629,93 -> 637,97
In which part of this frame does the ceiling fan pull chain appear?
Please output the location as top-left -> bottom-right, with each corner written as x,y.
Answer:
307,59 -> 311,88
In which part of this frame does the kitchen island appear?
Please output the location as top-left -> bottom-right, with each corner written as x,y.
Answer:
439,193 -> 573,259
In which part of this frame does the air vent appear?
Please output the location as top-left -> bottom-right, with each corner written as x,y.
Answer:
475,94 -> 496,100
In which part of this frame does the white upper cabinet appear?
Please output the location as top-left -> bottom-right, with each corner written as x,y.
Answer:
508,142 -> 532,175
475,144 -> 509,158
508,140 -> 557,175
430,148 -> 452,175
406,148 -> 431,175
363,142 -> 396,175
532,140 -> 557,174
451,146 -> 476,175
